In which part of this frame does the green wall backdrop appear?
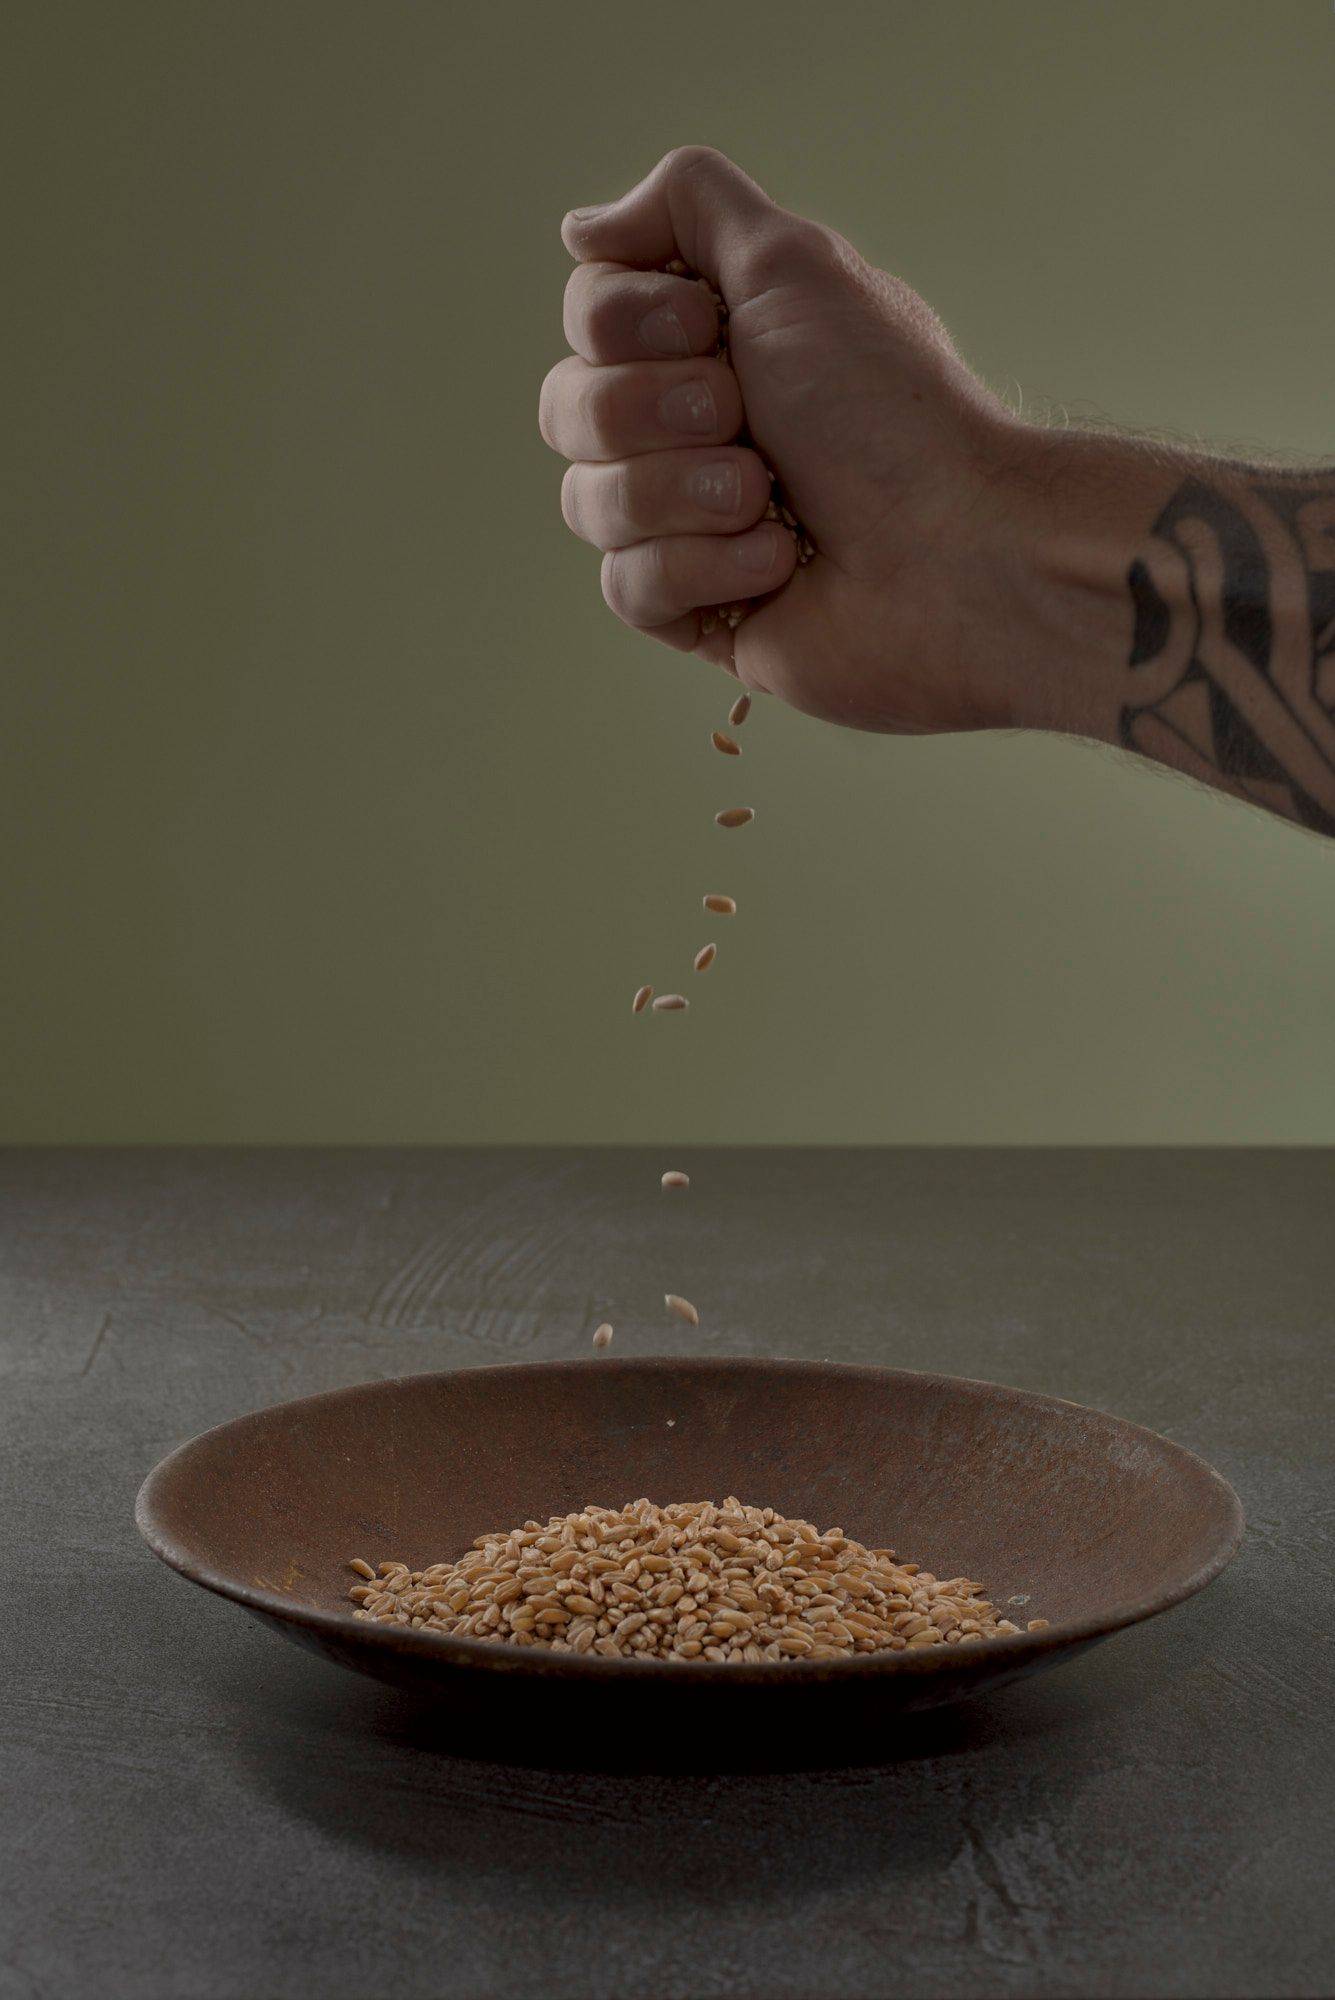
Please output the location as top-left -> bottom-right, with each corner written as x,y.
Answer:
5,0 -> 1333,1144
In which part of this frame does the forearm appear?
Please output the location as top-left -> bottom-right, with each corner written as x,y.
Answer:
998,428 -> 1335,836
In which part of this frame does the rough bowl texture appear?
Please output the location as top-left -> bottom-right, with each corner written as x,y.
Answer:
136,1356 -> 1242,1765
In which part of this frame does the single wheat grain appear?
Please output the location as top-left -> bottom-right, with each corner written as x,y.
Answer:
664,1294 -> 700,1325
592,1324 -> 614,1350
661,1171 -> 690,1191
693,943 -> 717,972
703,894 -> 736,915
712,730 -> 741,757
715,807 -> 754,829
728,693 -> 751,727
651,994 -> 688,1012
632,985 -> 652,1015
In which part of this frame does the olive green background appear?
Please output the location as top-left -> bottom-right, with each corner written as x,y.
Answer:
5,0 -> 1333,1144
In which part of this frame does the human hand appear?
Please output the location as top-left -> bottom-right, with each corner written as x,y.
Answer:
540,145 -> 1034,734
542,147 -> 1335,836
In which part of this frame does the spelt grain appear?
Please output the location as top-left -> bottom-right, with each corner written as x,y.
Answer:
728,693 -> 752,727
651,994 -> 688,1011
693,943 -> 717,972
632,984 -> 652,1015
703,894 -> 736,915
715,807 -> 754,828
712,730 -> 741,757
344,1502 -> 1037,1664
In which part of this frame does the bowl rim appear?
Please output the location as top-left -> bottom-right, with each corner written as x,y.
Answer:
134,1355 -> 1246,1685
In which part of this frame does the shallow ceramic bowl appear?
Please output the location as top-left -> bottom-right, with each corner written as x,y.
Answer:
136,1357 -> 1243,1763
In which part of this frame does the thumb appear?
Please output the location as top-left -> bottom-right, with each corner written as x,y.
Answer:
560,145 -> 800,302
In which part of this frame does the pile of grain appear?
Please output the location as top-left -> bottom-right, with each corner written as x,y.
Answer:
347,1497 -> 1047,1661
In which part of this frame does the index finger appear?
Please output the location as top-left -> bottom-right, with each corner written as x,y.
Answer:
563,260 -> 722,365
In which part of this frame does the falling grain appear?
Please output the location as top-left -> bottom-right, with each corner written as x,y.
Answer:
651,994 -> 688,1012
712,730 -> 741,757
693,943 -> 717,973
632,985 -> 652,1015
664,1293 -> 700,1325
715,807 -> 754,829
661,1171 -> 690,1191
728,693 -> 751,727
703,894 -> 736,915
592,1324 -> 614,1350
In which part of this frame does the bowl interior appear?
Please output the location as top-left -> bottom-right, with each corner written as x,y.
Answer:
138,1356 -> 1241,1642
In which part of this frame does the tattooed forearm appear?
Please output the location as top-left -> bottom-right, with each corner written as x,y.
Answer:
1121,473 -> 1335,834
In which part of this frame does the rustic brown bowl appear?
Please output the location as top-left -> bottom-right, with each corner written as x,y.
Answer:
135,1357 -> 1243,1767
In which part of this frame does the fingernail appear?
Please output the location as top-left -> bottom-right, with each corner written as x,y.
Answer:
659,378 -> 716,435
568,203 -> 609,220
732,525 -> 781,573
637,304 -> 690,356
689,461 -> 741,514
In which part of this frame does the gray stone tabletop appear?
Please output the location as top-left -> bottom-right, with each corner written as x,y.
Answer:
1,1146 -> 1331,1999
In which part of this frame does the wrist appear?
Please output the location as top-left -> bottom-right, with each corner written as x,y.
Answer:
973,420 -> 1187,741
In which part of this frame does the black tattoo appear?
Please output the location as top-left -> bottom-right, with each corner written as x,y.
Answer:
1121,475 -> 1335,833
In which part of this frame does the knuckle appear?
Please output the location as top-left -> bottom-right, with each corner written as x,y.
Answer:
739,215 -> 847,295
803,217 -> 858,271
561,267 -> 590,347
603,540 -> 666,625
560,464 -> 582,537
735,447 -> 771,512
662,143 -> 726,185
539,357 -> 586,452
537,367 -> 558,450
576,371 -> 614,457
563,266 -> 618,359
701,359 -> 743,437
734,226 -> 797,296
606,460 -> 640,542
584,290 -> 622,360
646,536 -> 684,617
601,549 -> 632,622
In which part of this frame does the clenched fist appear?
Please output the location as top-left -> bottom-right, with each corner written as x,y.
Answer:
540,146 -> 1335,839
539,145 -> 1043,734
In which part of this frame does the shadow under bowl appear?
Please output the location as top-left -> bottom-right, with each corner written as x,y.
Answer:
136,1357 -> 1243,1767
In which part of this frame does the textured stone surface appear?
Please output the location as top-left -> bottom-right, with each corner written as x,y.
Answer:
1,1146 -> 1331,1998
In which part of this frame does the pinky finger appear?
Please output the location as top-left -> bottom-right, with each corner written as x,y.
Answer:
601,525 -> 796,641
616,606 -> 741,673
